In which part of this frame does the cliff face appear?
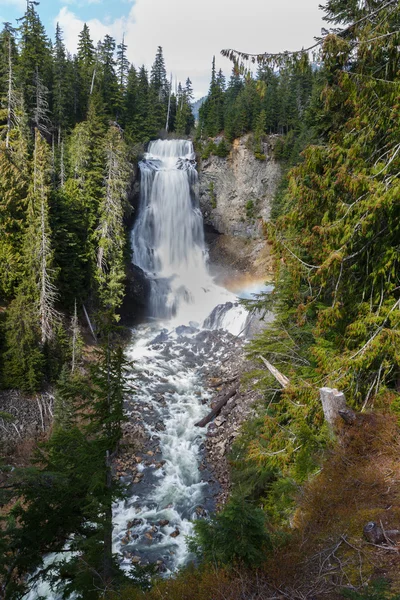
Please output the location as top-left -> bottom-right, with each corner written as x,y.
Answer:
198,135 -> 281,239
198,135 -> 281,281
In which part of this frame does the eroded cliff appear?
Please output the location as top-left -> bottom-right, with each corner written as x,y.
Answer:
198,135 -> 281,281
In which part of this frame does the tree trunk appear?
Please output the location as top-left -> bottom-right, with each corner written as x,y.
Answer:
195,384 -> 239,427
103,450 -> 113,585
319,387 -> 347,428
258,355 -> 290,388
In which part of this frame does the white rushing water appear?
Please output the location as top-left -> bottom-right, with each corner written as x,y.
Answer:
112,140 -> 249,573
131,139 -> 248,330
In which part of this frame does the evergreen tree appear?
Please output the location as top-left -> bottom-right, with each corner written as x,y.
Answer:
97,34 -> 119,117
96,125 -> 131,315
150,45 -> 168,101
116,36 -> 129,90
76,23 -> 95,120
52,23 -> 68,139
0,341 -> 129,598
17,1 -> 52,126
0,23 -> 18,148
148,46 -> 168,134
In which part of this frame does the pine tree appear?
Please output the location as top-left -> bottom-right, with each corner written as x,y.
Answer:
17,1 -> 52,125
76,23 -> 95,120
52,23 -> 68,140
96,125 -> 131,315
148,46 -> 168,134
116,36 -> 129,91
31,129 -> 58,343
97,34 -> 119,117
0,23 -> 18,149
0,94 -> 29,300
0,340 -> 129,597
150,45 -> 168,101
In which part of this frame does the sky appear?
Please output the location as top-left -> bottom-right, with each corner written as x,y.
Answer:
0,0 -> 326,98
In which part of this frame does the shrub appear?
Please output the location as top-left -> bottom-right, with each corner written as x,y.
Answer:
342,579 -> 400,600
189,493 -> 272,567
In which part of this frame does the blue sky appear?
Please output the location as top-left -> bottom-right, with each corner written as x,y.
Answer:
0,0 -> 326,98
0,0 -> 131,33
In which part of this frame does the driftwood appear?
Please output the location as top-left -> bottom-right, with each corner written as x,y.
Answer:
195,384 -> 239,428
258,355 -> 290,388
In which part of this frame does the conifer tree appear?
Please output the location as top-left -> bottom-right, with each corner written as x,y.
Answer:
97,34 -> 119,117
31,128 -> 58,343
52,23 -> 68,140
116,35 -> 129,91
96,124 -> 131,315
76,23 -> 95,120
17,1 -> 51,124
0,93 -> 29,300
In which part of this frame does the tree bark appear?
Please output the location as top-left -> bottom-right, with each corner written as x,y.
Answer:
319,387 -> 347,428
195,384 -> 239,427
103,450 -> 113,585
258,355 -> 290,388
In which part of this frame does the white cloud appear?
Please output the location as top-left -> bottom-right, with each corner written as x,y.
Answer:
0,0 -> 25,10
56,0 -> 325,98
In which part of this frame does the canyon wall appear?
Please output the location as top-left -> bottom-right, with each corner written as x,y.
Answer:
198,135 -> 281,281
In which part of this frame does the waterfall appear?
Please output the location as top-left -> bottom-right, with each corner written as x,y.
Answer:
131,139 -> 246,330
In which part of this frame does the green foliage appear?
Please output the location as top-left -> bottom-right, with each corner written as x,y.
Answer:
245,199 -> 255,219
342,579 -> 400,600
198,58 -> 315,143
0,340 -> 130,597
189,493 -> 272,567
223,2 -> 400,561
209,181 -> 216,209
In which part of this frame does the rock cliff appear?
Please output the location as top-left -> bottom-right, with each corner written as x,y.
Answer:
199,135 -> 281,239
198,135 -> 281,281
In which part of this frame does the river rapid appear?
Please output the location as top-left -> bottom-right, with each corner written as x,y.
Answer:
25,139 -> 265,598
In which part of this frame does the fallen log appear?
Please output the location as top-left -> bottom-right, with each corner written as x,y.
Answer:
258,355 -> 290,388
209,375 -> 238,389
195,384 -> 239,428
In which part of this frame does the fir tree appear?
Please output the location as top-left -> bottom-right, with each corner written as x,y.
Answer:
96,125 -> 131,315
17,0 -> 51,125
76,23 -> 95,120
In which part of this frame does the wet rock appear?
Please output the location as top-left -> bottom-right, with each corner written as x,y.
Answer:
150,330 -> 169,345
120,263 -> 150,325
170,528 -> 180,538
175,325 -> 198,336
158,519 -> 170,527
195,506 -> 207,518
131,556 -> 141,564
128,518 -> 143,528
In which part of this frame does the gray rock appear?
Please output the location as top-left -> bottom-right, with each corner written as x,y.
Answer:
198,135 -> 281,239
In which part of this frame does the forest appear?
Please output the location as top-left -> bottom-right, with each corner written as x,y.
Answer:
1,0 -> 400,598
